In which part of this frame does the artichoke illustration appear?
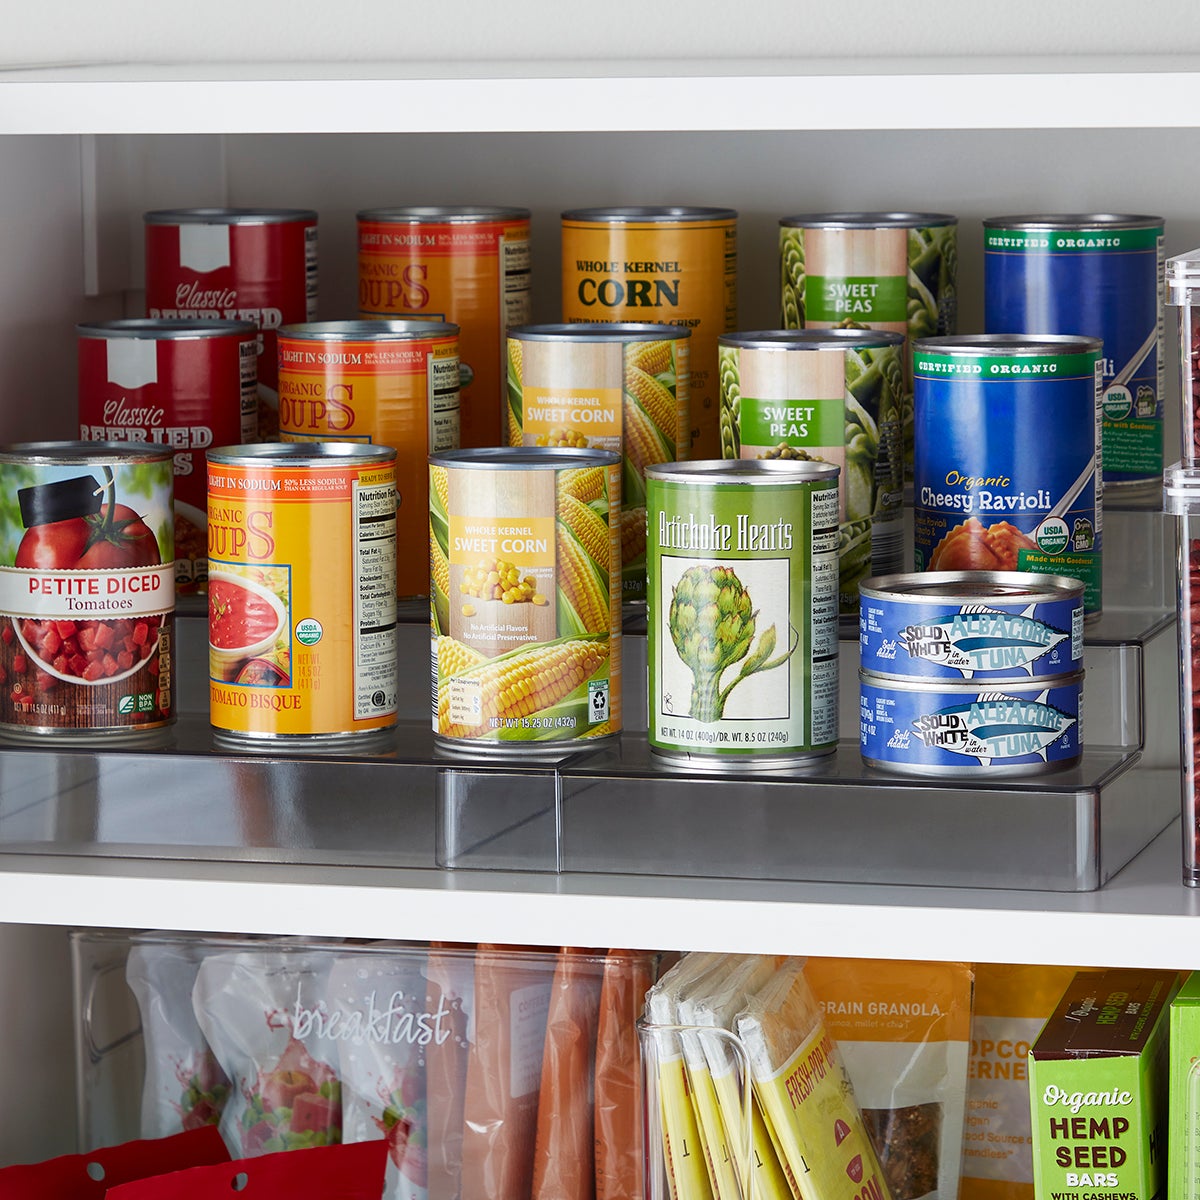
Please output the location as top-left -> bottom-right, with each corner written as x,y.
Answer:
668,564 -> 796,722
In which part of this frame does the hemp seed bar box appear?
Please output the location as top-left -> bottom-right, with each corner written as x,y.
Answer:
1029,969 -> 1179,1200
1169,971 -> 1200,1200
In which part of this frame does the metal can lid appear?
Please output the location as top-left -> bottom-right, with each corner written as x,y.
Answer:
508,322 -> 690,342
207,442 -> 397,467
429,447 -> 620,470
356,205 -> 531,223
779,211 -> 957,230
561,206 -> 737,223
982,212 -> 1164,230
144,207 -> 317,225
860,569 -> 1084,605
913,333 -> 1102,357
858,667 -> 1084,694
76,317 -> 259,339
646,458 -> 839,485
0,440 -> 174,467
719,329 -> 905,351
278,319 -> 459,341
1164,461 -> 1200,513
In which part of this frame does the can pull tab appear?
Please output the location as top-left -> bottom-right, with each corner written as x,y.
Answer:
17,474 -> 104,528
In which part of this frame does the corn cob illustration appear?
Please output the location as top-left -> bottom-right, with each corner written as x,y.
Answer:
507,339 -> 524,446
625,365 -> 677,444
628,340 -> 672,377
623,391 -> 671,476
430,524 -> 450,596
558,522 -> 609,633
620,506 -> 647,565
557,492 -> 609,569
509,337 -> 523,384
430,464 -> 449,511
436,635 -> 486,679
579,720 -> 611,739
559,467 -> 607,504
436,638 -> 609,738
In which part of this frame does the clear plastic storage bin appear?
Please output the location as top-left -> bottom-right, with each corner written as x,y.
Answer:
1167,250 -> 1200,464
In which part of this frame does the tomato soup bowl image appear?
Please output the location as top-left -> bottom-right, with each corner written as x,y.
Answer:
207,569 -> 288,681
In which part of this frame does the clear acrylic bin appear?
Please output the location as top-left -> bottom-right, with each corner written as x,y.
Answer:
1167,249 -> 1200,464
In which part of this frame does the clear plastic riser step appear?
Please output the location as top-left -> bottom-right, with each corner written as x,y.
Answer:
0,506 -> 1179,893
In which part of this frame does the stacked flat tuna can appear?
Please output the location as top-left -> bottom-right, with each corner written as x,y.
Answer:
858,571 -> 1085,776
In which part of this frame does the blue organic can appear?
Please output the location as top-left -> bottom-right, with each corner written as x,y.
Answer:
860,670 -> 1083,776
912,334 -> 1103,618
983,214 -> 1164,491
860,570 -> 1084,682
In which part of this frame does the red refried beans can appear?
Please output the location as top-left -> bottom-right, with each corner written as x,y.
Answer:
144,207 -> 318,441
77,318 -> 258,595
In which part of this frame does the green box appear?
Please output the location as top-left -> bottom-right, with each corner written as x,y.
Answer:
1029,969 -> 1179,1200
1169,971 -> 1200,1200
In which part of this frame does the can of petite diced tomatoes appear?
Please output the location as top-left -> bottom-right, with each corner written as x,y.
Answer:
429,447 -> 621,754
77,318 -> 259,596
144,208 -> 319,441
0,442 -> 175,739
277,320 -> 460,599
207,443 -> 397,743
356,206 -> 531,449
561,206 -> 737,459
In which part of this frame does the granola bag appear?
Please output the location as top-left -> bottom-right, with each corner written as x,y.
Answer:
126,935 -> 232,1138
192,947 -> 342,1158
424,944 -> 474,1200
804,958 -> 973,1200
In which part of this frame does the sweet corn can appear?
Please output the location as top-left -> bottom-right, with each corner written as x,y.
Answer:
646,459 -> 840,767
717,329 -> 905,615
207,443 -> 397,742
0,442 -> 175,739
506,322 -> 690,603
144,208 -> 319,441
276,320 -> 460,599
429,447 -> 621,755
356,206 -> 531,449
778,212 -> 958,481
77,318 -> 259,596
561,206 -> 737,459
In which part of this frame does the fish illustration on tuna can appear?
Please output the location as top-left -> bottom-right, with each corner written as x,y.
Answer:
898,602 -> 1072,678
909,688 -> 1076,766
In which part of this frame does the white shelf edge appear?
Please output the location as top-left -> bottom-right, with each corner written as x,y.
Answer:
0,72 -> 1197,135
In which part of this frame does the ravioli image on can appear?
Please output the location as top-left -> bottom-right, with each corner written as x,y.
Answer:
276,320 -> 461,599
506,323 -> 689,602
356,206 -> 531,450
646,459 -> 840,767
912,334 -> 1103,618
144,208 -> 319,441
859,571 -> 1084,681
859,671 -> 1083,776
0,442 -> 175,738
718,329 -> 905,615
779,212 -> 958,481
430,447 -> 621,754
77,318 -> 259,596
207,443 -> 397,743
983,213 -> 1165,491
561,206 -> 737,459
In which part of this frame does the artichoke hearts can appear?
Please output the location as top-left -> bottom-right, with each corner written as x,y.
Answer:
430,447 -> 621,755
277,320 -> 461,599
207,443 -> 397,743
356,206 -> 531,450
506,322 -> 690,603
718,329 -> 905,616
561,206 -> 737,459
646,459 -> 840,767
0,442 -> 175,739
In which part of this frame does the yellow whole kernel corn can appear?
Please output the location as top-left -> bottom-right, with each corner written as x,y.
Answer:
429,447 -> 621,754
506,322 -> 690,604
208,442 -> 398,744
561,206 -> 736,460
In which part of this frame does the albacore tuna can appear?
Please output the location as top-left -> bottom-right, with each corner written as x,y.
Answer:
859,571 -> 1084,681
717,329 -> 905,615
77,318 -> 259,596
778,211 -> 958,482
646,459 -> 840,767
912,334 -> 1103,618
983,213 -> 1165,492
430,447 -> 621,755
145,208 -> 319,441
506,322 -> 690,603
561,206 -> 737,459
276,320 -> 461,599
0,442 -> 175,739
860,671 -> 1083,776
207,443 -> 397,743
356,206 -> 531,449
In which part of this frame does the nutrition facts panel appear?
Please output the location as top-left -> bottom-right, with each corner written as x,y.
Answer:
352,479 -> 399,720
502,233 -> 532,327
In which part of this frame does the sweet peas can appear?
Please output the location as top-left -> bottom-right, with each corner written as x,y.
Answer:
207,443 -> 397,743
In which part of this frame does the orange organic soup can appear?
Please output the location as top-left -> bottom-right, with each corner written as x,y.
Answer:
207,443 -> 397,743
276,320 -> 460,599
356,206 -> 532,449
561,206 -> 737,458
